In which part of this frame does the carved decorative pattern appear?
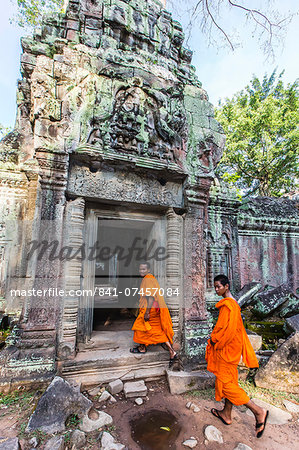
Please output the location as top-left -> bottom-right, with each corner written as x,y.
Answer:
87,84 -> 187,163
166,208 -> 183,339
58,197 -> 85,359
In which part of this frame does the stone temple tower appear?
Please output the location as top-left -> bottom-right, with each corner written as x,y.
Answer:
0,0 -> 225,390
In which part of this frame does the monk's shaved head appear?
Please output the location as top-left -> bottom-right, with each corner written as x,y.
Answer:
214,274 -> 230,288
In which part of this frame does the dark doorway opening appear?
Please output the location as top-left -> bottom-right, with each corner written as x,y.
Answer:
93,218 -> 154,331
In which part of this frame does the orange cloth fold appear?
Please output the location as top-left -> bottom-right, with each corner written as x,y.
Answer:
205,297 -> 258,405
132,274 -> 174,345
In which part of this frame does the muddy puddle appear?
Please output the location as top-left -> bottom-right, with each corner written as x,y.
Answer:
130,409 -> 181,449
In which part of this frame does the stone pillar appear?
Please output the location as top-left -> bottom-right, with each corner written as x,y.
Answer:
166,207 -> 183,341
58,197 -> 85,360
183,182 -> 212,363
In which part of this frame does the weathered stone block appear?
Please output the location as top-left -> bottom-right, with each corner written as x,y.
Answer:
44,436 -> 64,450
70,429 -> 86,449
246,398 -> 292,424
237,282 -> 262,307
286,314 -> 299,332
252,285 -> 292,318
166,370 -> 215,395
79,410 -> 113,432
108,379 -> 123,395
255,332 -> 299,394
246,330 -> 262,352
26,376 -> 92,434
123,380 -> 147,398
0,437 -> 20,450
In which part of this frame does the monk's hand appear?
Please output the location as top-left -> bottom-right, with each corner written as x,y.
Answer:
210,339 -> 216,346
144,312 -> 150,321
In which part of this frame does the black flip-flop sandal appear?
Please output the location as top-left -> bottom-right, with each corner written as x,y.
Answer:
211,408 -> 231,426
256,410 -> 269,438
130,346 -> 147,354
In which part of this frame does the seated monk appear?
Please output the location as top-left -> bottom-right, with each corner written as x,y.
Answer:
130,262 -> 177,367
206,274 -> 269,438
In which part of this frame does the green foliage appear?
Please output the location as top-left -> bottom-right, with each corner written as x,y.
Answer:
15,0 -> 64,27
65,413 -> 80,429
0,124 -> 12,140
216,71 -> 299,197
0,390 -> 35,407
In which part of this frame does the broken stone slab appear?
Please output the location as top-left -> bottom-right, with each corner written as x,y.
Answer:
251,285 -> 293,318
26,376 -> 92,434
279,292 -> 299,318
44,435 -> 64,450
87,385 -> 102,396
246,398 -> 292,424
98,390 -> 112,403
79,410 -> 113,432
166,370 -> 215,395
108,395 -> 117,404
28,437 -> 38,448
204,425 -> 223,444
286,314 -> 299,332
101,431 -> 125,450
255,332 -> 299,394
108,379 -> 123,395
182,438 -> 198,448
0,437 -> 20,450
237,282 -> 262,307
283,400 -> 299,413
234,444 -> 252,450
135,397 -> 143,406
246,330 -> 262,352
123,380 -> 147,398
70,429 -> 86,449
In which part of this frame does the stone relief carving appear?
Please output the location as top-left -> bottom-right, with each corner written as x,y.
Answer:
87,82 -> 187,163
67,165 -> 184,208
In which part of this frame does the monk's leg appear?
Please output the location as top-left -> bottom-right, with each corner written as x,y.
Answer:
245,400 -> 267,435
163,341 -> 176,358
214,398 -> 233,424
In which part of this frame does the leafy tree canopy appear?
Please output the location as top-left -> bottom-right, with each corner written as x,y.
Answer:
215,71 -> 299,197
0,124 -> 12,140
14,0 -> 64,27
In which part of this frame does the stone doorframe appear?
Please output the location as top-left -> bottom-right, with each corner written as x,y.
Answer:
58,200 -> 184,360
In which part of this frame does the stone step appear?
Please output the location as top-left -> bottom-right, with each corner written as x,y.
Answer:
60,345 -> 171,388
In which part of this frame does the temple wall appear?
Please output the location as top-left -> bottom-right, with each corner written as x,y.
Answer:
237,198 -> 299,290
207,192 -> 299,296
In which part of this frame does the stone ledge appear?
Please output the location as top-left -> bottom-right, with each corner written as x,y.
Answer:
166,369 -> 215,395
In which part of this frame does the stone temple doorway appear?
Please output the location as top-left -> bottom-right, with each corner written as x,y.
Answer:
80,207 -> 167,344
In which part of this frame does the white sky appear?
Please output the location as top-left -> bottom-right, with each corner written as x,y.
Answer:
0,0 -> 298,128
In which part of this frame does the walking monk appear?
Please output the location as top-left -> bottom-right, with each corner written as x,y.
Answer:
206,274 -> 269,438
130,262 -> 177,367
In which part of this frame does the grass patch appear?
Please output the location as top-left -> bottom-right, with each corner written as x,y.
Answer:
65,413 -> 80,429
187,382 -> 299,410
239,381 -> 299,408
0,391 -> 35,408
187,387 -> 215,400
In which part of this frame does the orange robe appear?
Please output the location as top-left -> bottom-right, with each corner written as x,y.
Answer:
132,273 -> 174,345
205,297 -> 258,405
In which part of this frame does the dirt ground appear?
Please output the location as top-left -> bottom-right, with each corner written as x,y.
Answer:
0,378 -> 298,449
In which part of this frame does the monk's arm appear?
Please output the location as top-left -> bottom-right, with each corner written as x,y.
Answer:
210,306 -> 237,349
144,296 -> 154,321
